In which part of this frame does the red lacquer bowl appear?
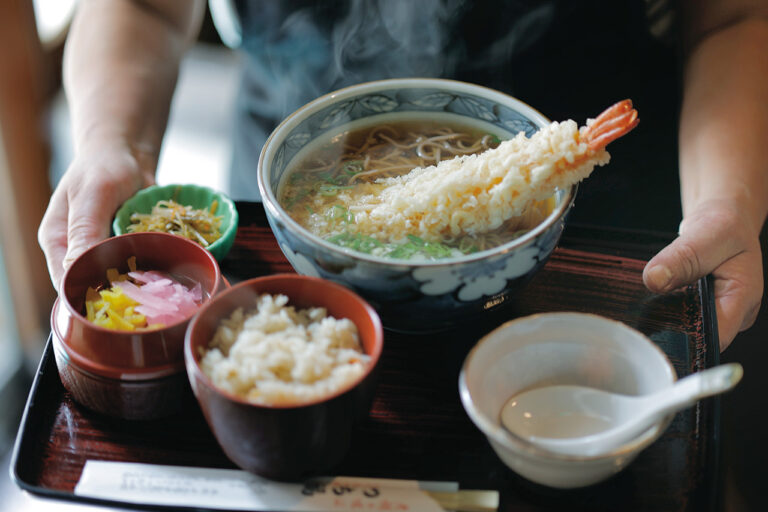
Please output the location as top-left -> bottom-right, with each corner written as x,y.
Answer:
185,274 -> 384,479
53,232 -> 224,419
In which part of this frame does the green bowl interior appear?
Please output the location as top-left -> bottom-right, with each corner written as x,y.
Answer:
112,184 -> 238,261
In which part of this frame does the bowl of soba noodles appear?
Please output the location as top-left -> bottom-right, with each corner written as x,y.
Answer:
258,78 -> 576,332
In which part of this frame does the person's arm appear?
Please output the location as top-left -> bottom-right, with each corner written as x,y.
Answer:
643,1 -> 768,350
38,0 -> 205,290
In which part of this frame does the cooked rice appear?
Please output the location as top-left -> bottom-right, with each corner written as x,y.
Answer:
200,294 -> 369,405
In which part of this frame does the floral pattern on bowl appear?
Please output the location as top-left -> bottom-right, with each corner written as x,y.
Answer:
412,244 -> 540,302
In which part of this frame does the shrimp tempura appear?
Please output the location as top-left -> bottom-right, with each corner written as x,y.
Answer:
321,100 -> 639,243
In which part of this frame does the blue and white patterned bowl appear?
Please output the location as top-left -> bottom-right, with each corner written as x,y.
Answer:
258,78 -> 575,332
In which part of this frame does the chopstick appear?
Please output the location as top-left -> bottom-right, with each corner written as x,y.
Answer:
424,489 -> 500,512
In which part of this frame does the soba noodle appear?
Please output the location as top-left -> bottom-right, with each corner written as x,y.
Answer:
279,120 -> 554,260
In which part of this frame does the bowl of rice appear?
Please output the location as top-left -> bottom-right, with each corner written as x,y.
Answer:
184,274 -> 384,479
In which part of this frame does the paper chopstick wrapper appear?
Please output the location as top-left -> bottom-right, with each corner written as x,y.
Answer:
75,461 -> 498,511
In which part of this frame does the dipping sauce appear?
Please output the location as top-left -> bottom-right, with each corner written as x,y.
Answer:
500,393 -> 614,440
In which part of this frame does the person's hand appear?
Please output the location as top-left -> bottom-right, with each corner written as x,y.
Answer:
643,199 -> 763,351
38,141 -> 155,291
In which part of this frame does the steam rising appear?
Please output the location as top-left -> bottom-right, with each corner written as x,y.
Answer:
226,0 -> 556,200
233,0 -> 556,122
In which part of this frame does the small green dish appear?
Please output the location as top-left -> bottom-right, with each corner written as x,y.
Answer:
112,184 -> 239,261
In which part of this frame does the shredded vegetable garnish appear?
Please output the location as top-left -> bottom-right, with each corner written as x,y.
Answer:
127,199 -> 223,247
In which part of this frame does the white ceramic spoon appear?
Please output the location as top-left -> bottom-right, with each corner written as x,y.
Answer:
500,363 -> 743,457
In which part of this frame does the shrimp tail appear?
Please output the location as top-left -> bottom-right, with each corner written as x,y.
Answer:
583,99 -> 639,152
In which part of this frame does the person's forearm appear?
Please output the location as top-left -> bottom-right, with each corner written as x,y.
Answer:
644,6 -> 767,349
680,16 -> 768,234
64,0 -> 204,163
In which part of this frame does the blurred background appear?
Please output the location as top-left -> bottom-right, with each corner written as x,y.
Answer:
0,1 -> 767,512
0,3 -> 239,509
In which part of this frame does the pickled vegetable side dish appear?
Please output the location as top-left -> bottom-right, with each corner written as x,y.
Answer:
85,257 -> 202,331
127,199 -> 223,247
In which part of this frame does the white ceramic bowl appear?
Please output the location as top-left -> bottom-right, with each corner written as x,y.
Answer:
459,312 -> 677,489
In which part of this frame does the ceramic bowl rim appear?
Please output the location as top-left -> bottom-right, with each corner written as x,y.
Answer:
111,183 -> 239,258
258,77 -> 576,268
60,231 -> 223,335
184,273 -> 384,410
458,311 -> 677,462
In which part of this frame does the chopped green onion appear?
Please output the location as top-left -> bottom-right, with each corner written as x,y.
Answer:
326,205 -> 354,224
327,232 -> 383,254
319,183 -> 354,196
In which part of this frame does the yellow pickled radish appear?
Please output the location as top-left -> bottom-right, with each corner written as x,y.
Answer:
85,284 -> 147,331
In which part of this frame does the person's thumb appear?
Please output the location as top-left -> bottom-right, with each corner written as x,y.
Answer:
62,198 -> 114,271
643,216 -> 740,293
